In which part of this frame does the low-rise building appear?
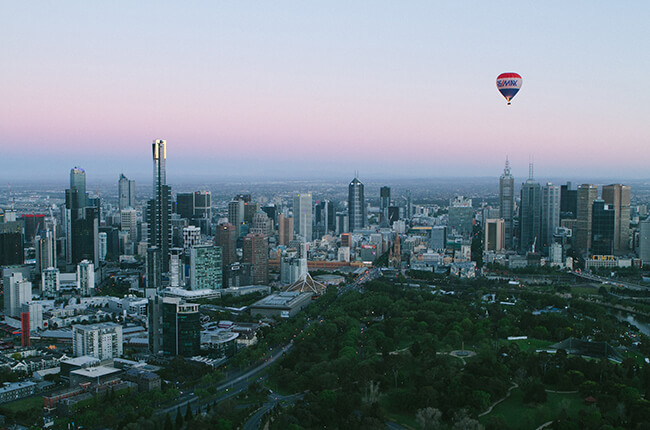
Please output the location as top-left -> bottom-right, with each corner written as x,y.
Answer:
249,292 -> 312,318
0,381 -> 36,404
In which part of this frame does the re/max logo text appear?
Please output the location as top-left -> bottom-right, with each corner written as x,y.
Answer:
497,79 -> 519,88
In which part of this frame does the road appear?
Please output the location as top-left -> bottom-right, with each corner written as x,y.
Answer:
243,392 -> 304,430
572,271 -> 647,291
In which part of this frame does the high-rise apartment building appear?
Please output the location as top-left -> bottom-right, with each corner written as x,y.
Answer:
41,267 -> 60,299
189,244 -> 222,290
169,248 -> 185,288
73,323 -> 123,360
146,247 -> 162,292
519,165 -> 541,253
77,260 -> 95,296
120,208 -> 138,243
3,272 -> 32,318
575,184 -> 598,254
147,139 -> 172,272
293,194 -> 312,241
243,233 -> 268,285
602,184 -> 631,252
541,183 -> 561,251
182,226 -> 201,249
348,177 -> 366,232
118,174 -> 136,210
499,158 -> 514,249
228,200 -> 245,236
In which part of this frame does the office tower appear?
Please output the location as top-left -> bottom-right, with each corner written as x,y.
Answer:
380,187 -> 391,227
42,267 -> 60,299
73,323 -> 123,360
499,158 -> 515,249
146,247 -> 162,292
261,205 -> 277,227
278,215 -> 293,246
170,217 -> 187,248
65,167 -> 99,267
430,226 -> 447,251
228,200 -> 245,236
541,183 -> 561,251
215,223 -> 237,267
3,272 -> 31,318
70,167 -> 88,209
169,248 -> 185,288
0,228 -> 24,266
348,177 -> 366,231
387,206 -> 399,226
341,233 -> 351,248
314,200 -> 334,238
193,191 -> 211,219
120,208 -> 138,243
638,219 -> 650,262
118,174 -> 136,210
519,166 -> 542,253
591,200 -> 615,255
189,244 -> 222,290
251,211 -> 273,237
336,212 -> 349,235
99,226 -> 120,260
34,228 -> 56,273
484,219 -> 506,252
176,193 -> 194,219
21,214 -> 45,243
602,184 -> 631,252
575,184 -> 598,253
243,233 -> 268,285
293,193 -> 313,241
77,260 -> 95,296
147,139 -> 172,272
182,226 -> 201,249
244,202 -> 260,225
448,196 -> 474,237
148,296 -> 200,356
560,182 -> 577,219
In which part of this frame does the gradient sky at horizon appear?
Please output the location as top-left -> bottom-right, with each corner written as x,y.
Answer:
2,2 -> 650,183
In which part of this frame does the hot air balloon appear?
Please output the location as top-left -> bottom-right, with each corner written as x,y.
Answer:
496,72 -> 522,105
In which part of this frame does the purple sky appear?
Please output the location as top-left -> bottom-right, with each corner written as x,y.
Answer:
2,2 -> 650,182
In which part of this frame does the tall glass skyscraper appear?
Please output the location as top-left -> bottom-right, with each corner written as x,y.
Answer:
147,139 -> 172,272
293,193 -> 312,241
118,173 -> 136,210
348,177 -> 366,232
380,186 -> 391,227
499,158 -> 514,249
519,164 -> 541,253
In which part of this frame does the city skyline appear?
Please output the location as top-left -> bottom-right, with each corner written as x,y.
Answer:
2,2 -> 650,181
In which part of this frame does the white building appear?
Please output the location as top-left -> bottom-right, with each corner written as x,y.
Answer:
281,257 -> 307,284
3,272 -> 32,318
41,267 -> 60,299
21,302 -> 44,330
169,248 -> 185,288
98,232 -> 107,261
77,260 -> 95,297
120,208 -> 138,243
73,323 -> 123,360
293,194 -> 313,242
182,226 -> 201,249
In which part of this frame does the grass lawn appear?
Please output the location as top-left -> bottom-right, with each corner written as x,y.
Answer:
571,285 -> 600,296
504,338 -> 555,352
0,395 -> 43,412
480,388 -> 591,429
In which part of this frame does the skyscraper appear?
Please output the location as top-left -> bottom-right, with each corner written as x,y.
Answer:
575,184 -> 598,254
147,139 -> 172,272
591,200 -> 615,255
541,183 -> 561,252
380,187 -> 391,227
228,199 -> 245,236
519,164 -> 541,253
118,174 -> 136,210
484,219 -> 505,252
189,244 -> 222,290
148,296 -> 200,357
602,184 -> 631,252
293,193 -> 313,241
243,233 -> 268,285
499,158 -> 514,249
348,177 -> 366,232
278,214 -> 293,246
65,167 -> 98,267
215,223 -> 237,267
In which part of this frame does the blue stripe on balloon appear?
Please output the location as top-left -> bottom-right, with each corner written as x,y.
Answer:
499,88 -> 520,99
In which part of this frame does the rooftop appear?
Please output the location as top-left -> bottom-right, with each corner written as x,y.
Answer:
71,365 -> 121,379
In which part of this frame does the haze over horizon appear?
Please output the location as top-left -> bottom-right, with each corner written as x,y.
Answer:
2,2 -> 649,181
